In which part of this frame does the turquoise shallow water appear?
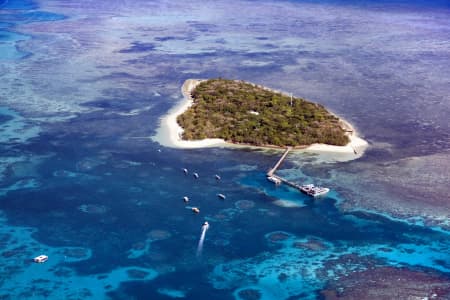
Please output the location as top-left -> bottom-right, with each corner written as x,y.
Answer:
0,0 -> 65,60
1,0 -> 450,299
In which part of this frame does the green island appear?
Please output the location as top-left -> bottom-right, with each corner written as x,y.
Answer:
177,78 -> 350,147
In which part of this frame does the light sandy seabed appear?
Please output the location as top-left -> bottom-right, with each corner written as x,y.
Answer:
153,79 -> 368,161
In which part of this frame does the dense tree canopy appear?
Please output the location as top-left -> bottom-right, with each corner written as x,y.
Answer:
177,79 -> 349,147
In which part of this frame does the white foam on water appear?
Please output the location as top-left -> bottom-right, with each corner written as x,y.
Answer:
196,224 -> 209,257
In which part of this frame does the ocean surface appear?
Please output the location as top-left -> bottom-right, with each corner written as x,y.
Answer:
1,0 -> 450,299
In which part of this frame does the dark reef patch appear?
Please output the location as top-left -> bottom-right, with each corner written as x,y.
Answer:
321,267 -> 450,300
119,42 -> 156,53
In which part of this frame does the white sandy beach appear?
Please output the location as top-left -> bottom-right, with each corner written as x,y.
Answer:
152,79 -> 228,149
303,117 -> 368,159
152,79 -> 368,159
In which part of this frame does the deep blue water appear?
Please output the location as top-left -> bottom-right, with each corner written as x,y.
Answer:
1,0 -> 450,299
0,0 -> 37,10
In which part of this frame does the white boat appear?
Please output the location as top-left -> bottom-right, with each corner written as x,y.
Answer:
299,184 -> 329,197
217,193 -> 226,200
299,184 -> 314,193
307,186 -> 330,197
33,255 -> 48,263
183,196 -> 189,203
202,221 -> 209,230
215,174 -> 221,180
267,176 -> 281,185
193,172 -> 199,179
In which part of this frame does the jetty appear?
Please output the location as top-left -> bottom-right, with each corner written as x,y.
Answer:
267,147 -> 291,177
266,147 -> 300,188
266,147 -> 330,197
271,174 -> 307,192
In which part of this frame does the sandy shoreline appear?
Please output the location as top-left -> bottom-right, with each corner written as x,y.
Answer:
152,79 -> 368,159
152,79 -> 228,149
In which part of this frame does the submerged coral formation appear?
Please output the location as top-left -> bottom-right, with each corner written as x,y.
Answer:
321,267 -> 450,299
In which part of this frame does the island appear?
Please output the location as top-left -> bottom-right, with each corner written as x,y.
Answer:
177,78 -> 348,147
153,79 -> 368,160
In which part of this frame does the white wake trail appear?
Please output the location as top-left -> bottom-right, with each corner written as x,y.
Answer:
196,223 -> 209,257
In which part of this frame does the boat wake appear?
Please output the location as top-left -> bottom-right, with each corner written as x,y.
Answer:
196,222 -> 209,257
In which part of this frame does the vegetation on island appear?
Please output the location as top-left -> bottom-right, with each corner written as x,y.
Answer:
177,78 -> 350,147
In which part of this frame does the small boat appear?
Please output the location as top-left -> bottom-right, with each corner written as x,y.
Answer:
299,184 -> 314,194
202,221 -> 209,230
215,174 -> 221,180
183,196 -> 189,203
33,255 -> 48,263
192,207 -> 200,214
193,172 -> 199,179
217,193 -> 226,200
183,168 -> 188,175
267,175 -> 281,185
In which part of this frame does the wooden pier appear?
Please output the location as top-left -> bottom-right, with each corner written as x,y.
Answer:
266,147 -> 330,197
266,147 -> 308,194
267,147 -> 291,177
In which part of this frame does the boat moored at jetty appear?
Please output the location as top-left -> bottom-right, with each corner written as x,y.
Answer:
299,184 -> 314,193
308,186 -> 330,197
266,147 -> 330,197
300,184 -> 329,197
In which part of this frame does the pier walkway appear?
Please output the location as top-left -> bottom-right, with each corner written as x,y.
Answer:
266,147 -> 307,194
270,174 -> 303,190
267,147 -> 291,177
266,146 -> 330,197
